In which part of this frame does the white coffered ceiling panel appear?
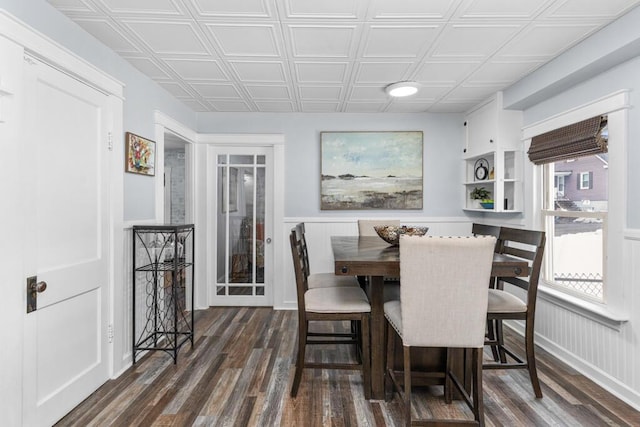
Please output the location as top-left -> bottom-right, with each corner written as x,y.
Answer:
124,21 -> 209,54
361,26 -> 440,58
125,57 -> 171,79
192,0 -> 272,17
47,0 -> 640,112
73,18 -> 140,53
206,24 -> 280,56
100,0 -> 181,15
164,59 -> 227,80
299,86 -> 342,100
288,25 -> 358,57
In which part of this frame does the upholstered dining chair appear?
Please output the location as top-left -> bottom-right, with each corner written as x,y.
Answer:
385,235 -> 496,426
289,228 -> 371,399
484,226 -> 546,399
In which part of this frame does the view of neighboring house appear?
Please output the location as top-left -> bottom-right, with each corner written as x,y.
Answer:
555,154 -> 609,212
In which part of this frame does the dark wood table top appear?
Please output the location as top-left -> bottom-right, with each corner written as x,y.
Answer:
331,235 -> 528,278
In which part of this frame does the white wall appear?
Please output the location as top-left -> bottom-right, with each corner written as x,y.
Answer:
197,112 -> 465,217
503,7 -> 640,410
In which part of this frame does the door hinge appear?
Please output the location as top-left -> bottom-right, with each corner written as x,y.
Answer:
107,132 -> 113,151
108,324 -> 114,343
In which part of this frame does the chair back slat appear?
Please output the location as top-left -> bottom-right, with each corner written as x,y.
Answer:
294,223 -> 311,277
502,245 -> 535,261
289,229 -> 309,311
496,227 -> 546,306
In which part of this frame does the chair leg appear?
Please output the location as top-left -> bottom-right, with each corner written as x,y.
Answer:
290,320 -> 307,397
525,320 -> 543,398
385,320 -> 396,401
495,319 -> 508,363
472,347 -> 485,427
444,348 -> 453,404
403,346 -> 412,427
486,318 -> 500,362
361,314 -> 371,400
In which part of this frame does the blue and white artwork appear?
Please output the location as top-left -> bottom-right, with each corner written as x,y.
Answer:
321,131 -> 423,210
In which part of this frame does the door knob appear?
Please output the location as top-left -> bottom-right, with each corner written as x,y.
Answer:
31,281 -> 47,293
27,276 -> 46,313
266,238 -> 272,244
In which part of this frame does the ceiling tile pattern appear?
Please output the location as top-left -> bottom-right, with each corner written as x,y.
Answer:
48,0 -> 640,113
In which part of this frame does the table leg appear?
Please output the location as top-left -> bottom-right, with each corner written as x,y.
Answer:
368,275 -> 385,400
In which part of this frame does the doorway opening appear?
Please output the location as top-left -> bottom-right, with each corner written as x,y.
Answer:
164,132 -> 187,224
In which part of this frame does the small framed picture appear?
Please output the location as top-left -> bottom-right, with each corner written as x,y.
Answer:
125,132 -> 155,176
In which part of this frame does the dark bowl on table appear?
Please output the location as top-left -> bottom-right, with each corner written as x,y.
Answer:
373,225 -> 429,246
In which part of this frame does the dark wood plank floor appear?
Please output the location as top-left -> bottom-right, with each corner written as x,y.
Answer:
56,307 -> 640,426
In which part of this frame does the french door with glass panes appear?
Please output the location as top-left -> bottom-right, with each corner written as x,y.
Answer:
209,147 -> 273,306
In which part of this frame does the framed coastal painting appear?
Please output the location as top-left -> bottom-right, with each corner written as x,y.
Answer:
125,132 -> 155,176
320,131 -> 423,210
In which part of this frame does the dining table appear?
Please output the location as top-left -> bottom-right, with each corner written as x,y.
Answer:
331,235 -> 529,400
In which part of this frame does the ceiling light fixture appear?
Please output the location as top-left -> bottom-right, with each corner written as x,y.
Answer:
385,81 -> 420,97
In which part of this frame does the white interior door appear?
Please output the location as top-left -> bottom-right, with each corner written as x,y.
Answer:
22,56 -> 111,426
208,146 -> 273,306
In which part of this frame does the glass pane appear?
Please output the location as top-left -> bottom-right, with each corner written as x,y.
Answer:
229,286 -> 252,295
552,154 -> 607,212
256,167 -> 265,284
218,154 -> 227,164
550,217 -> 604,299
216,286 -> 226,296
547,153 -> 607,300
256,286 -> 264,296
257,155 -> 265,164
230,155 -> 253,164
216,167 -> 227,281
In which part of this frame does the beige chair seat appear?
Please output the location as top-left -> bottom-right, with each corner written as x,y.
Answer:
308,273 -> 359,289
383,300 -> 402,338
305,287 -> 371,313
488,289 -> 527,313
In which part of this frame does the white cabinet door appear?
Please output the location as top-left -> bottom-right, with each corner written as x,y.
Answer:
22,57 -> 111,427
465,98 -> 497,156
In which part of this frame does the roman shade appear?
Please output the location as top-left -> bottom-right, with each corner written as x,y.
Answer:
527,115 -> 607,165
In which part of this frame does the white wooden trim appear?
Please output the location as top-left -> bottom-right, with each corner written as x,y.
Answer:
154,111 -> 197,143
0,10 -> 123,98
522,90 -> 630,139
197,133 -> 285,145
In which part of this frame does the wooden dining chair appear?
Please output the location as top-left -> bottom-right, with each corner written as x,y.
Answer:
289,228 -> 372,399
483,226 -> 546,398
295,223 -> 359,289
472,223 -> 503,360
471,223 -> 502,250
385,235 -> 496,426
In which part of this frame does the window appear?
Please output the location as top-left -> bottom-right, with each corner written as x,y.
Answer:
536,118 -> 608,302
579,171 -> 592,189
542,155 -> 607,300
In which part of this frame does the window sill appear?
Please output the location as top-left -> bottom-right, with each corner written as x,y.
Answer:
538,284 -> 628,331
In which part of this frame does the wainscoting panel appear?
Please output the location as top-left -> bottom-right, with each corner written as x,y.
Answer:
508,231 -> 640,410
